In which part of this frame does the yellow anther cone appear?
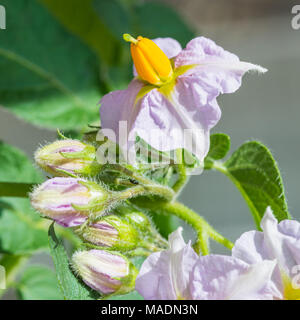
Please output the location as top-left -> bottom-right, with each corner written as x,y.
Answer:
123,34 -> 173,86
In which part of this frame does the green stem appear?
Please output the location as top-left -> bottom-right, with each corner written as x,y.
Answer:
87,184 -> 174,221
0,254 -> 29,299
134,200 -> 233,255
165,202 -> 233,252
172,150 -> 188,194
115,184 -> 174,203
160,202 -> 210,255
105,164 -> 157,186
0,182 -> 36,197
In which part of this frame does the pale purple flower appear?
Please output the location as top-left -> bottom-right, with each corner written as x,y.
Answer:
135,227 -> 199,300
232,207 -> 300,300
191,255 -> 276,300
100,36 -> 267,163
30,177 -> 107,227
135,227 -> 276,300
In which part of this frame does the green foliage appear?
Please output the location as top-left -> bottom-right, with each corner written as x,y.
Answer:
134,1 -> 195,46
204,133 -> 231,169
0,142 -> 48,254
206,139 -> 290,228
0,142 -> 41,184
0,0 -> 102,130
93,0 -> 132,40
39,0 -> 120,65
17,265 -> 63,300
225,142 -> 290,226
0,200 -> 49,254
48,223 -> 98,300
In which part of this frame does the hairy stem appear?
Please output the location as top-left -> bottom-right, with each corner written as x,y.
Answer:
172,150 -> 188,194
163,202 -> 233,253
134,199 -> 233,255
116,184 -> 175,203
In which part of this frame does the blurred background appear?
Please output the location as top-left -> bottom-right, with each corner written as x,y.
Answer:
0,0 -> 299,299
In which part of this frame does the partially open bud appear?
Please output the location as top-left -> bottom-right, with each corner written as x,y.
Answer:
123,33 -> 173,86
76,214 -> 140,250
72,249 -> 137,295
35,139 -> 100,177
30,177 -> 108,227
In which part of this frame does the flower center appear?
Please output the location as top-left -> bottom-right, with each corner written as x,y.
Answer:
123,33 -> 173,86
282,272 -> 300,300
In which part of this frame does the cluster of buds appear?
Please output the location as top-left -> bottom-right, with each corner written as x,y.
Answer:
31,137 -> 168,297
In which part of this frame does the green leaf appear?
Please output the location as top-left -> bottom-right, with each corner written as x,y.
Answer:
39,0 -> 119,64
134,1 -> 195,46
0,199 -> 49,254
17,265 -> 63,300
93,0 -> 131,40
210,141 -> 290,228
0,142 -> 48,254
204,133 -> 231,169
48,223 -> 98,300
0,142 -> 42,184
0,0 -> 102,130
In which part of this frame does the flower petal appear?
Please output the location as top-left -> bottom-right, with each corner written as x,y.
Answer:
232,230 -> 266,265
99,79 -> 143,150
152,37 -> 182,59
233,207 -> 300,298
261,208 -> 300,276
132,86 -> 213,162
191,255 -> 276,300
175,76 -> 221,130
175,36 -> 267,95
135,227 -> 199,300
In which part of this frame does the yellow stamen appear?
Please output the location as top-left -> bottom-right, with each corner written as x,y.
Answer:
282,273 -> 300,300
123,33 -> 173,86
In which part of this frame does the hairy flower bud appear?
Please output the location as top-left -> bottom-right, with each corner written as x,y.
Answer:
72,249 -> 137,295
76,214 -> 140,250
117,206 -> 152,234
123,33 -> 173,86
30,177 -> 108,227
35,139 -> 100,177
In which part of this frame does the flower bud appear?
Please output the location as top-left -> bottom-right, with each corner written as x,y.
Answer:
76,214 -> 140,250
30,177 -> 108,227
117,206 -> 152,234
72,249 -> 137,295
123,33 -> 173,86
35,139 -> 100,177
